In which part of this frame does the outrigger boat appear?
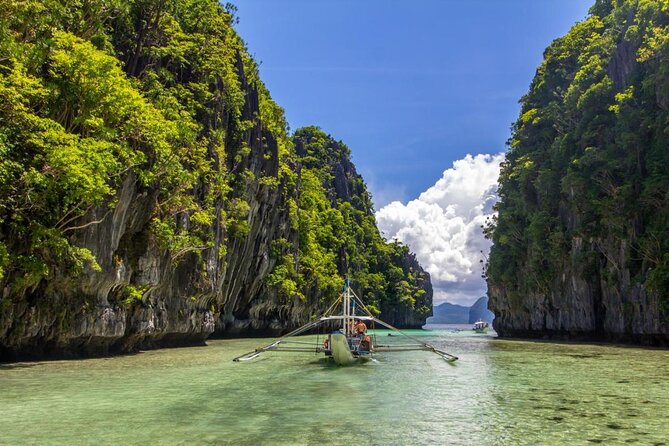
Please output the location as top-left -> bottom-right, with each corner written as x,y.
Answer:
233,280 -> 458,365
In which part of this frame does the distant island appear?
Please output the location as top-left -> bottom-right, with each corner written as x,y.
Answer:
426,296 -> 494,324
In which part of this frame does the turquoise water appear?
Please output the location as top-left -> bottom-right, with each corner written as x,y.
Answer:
1,327 -> 667,445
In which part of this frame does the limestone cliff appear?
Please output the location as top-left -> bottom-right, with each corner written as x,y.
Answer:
383,252 -> 433,328
0,49 -> 283,358
0,0 -> 431,360
487,0 -> 669,345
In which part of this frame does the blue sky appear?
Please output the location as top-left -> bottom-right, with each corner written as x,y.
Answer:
234,1 -> 592,305
235,0 -> 592,207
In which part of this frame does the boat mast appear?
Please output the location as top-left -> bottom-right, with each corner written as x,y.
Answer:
343,278 -> 350,335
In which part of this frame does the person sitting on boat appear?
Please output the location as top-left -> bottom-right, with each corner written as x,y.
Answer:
353,319 -> 372,351
348,319 -> 357,334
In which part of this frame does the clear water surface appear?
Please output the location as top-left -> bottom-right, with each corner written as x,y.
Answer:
1,325 -> 667,445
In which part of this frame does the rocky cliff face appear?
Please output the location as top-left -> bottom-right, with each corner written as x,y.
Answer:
0,54 -> 279,359
487,0 -> 669,346
490,236 -> 667,345
382,252 -> 433,328
0,1 -> 431,360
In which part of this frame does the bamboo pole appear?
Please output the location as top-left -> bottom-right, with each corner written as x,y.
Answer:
371,317 -> 458,361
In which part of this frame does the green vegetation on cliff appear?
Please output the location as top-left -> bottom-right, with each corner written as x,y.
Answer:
487,0 -> 669,337
0,0 -> 255,293
283,127 -> 431,320
0,0 -> 429,350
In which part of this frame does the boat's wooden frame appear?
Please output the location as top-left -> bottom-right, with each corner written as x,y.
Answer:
233,281 -> 458,364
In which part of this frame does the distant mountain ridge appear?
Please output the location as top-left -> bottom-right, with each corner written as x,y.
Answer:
426,302 -> 470,324
426,296 -> 495,324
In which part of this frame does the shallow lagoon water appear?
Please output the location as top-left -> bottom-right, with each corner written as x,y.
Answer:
1,327 -> 667,445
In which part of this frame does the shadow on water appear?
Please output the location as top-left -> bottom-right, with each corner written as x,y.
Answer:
306,357 -> 339,368
0,362 -> 43,370
489,335 -> 669,352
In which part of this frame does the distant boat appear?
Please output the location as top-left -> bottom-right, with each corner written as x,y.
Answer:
233,280 -> 458,365
472,320 -> 489,334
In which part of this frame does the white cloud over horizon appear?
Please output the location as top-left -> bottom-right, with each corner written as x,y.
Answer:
375,153 -> 505,307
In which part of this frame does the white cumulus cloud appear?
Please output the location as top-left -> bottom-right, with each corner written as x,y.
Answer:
375,153 -> 505,306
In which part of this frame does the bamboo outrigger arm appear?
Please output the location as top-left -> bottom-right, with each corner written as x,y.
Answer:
369,317 -> 458,362
232,318 -> 325,362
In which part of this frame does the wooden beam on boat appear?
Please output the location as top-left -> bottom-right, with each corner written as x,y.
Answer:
232,318 -> 324,362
